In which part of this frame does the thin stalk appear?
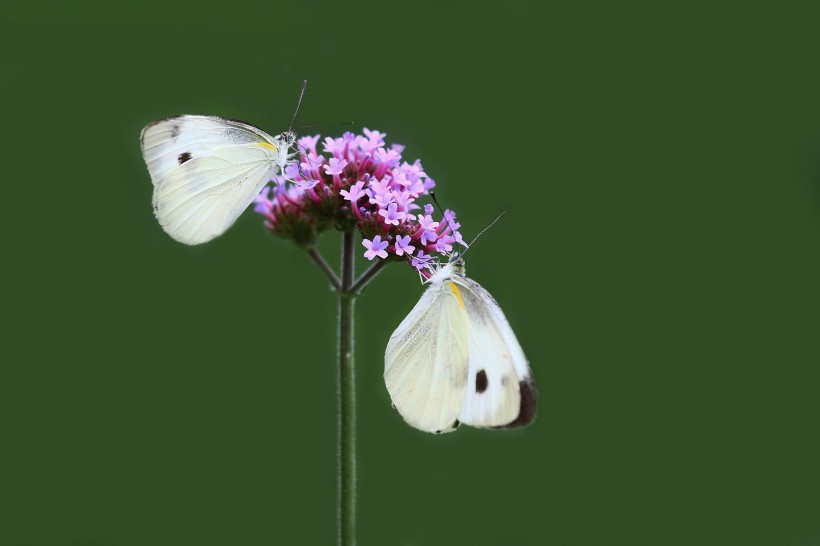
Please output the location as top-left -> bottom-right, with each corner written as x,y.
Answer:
307,247 -> 341,292
349,259 -> 388,295
337,230 -> 356,546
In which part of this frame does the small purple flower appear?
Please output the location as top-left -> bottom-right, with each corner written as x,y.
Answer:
378,203 -> 405,226
420,228 -> 438,246
453,230 -> 468,247
442,210 -> 460,231
301,152 -> 326,178
293,179 -> 322,202
294,179 -> 320,191
406,178 -> 426,196
283,162 -> 301,181
322,136 -> 346,156
370,191 -> 394,208
435,235 -> 454,254
391,170 -> 408,187
362,235 -> 389,260
298,134 -> 320,155
418,214 -> 439,231
363,128 -> 386,144
393,191 -> 414,209
411,250 -> 432,270
368,177 -> 391,197
394,235 -> 415,257
324,157 -> 348,176
359,128 -> 386,153
340,181 -> 366,203
253,187 -> 273,214
405,160 -> 427,179
417,214 -> 440,245
375,147 -> 400,166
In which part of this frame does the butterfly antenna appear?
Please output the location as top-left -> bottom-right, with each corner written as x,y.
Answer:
298,121 -> 355,130
430,191 -> 455,233
460,211 -> 506,257
430,191 -> 463,258
431,190 -> 459,228
288,80 -> 308,132
430,190 -> 444,215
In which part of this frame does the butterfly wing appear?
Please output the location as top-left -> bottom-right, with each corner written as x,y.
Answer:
140,115 -> 282,245
454,276 -> 537,429
384,281 -> 470,433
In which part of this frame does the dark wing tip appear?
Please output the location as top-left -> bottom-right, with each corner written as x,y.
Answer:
140,115 -> 186,147
142,114 -> 185,131
495,379 -> 538,429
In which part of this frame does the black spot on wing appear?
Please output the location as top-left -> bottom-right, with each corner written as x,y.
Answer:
434,420 -> 460,434
141,115 -> 186,137
495,380 -> 537,429
178,152 -> 191,164
475,369 -> 488,393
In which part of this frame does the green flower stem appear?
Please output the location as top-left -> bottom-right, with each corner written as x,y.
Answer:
337,230 -> 357,546
308,231 -> 388,546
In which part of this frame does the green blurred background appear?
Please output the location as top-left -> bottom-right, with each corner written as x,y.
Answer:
2,1 -> 820,544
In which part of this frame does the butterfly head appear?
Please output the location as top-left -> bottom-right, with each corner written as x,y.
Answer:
277,131 -> 297,149
425,254 -> 466,284
448,253 -> 466,276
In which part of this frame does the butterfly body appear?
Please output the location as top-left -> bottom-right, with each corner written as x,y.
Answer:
140,115 -> 295,245
385,257 -> 537,433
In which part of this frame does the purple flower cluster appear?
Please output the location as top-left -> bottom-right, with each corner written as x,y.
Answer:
253,129 -> 465,274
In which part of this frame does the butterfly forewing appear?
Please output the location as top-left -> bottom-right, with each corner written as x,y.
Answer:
140,115 -> 282,245
385,283 -> 469,433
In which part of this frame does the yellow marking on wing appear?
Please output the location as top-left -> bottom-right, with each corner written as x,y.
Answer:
449,282 -> 465,307
258,142 -> 278,152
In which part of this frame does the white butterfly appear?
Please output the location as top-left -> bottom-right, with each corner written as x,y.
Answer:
384,255 -> 537,433
140,115 -> 296,245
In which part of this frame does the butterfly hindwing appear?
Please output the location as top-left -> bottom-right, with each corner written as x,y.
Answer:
140,115 -> 282,245
455,276 -> 537,429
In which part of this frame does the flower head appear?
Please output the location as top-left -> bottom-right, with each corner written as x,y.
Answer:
253,128 -> 465,274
